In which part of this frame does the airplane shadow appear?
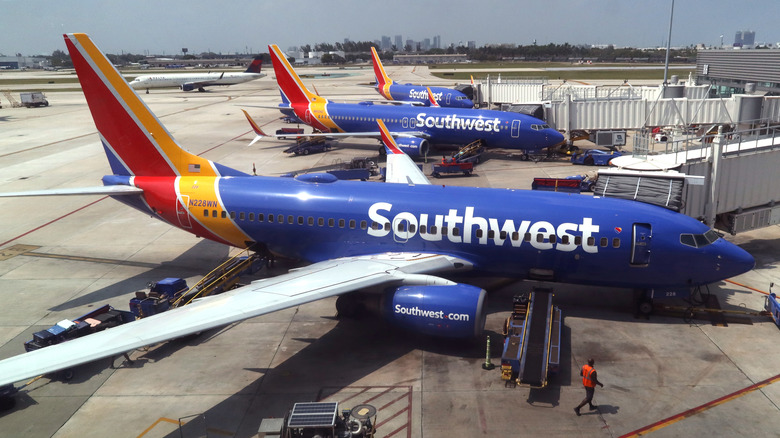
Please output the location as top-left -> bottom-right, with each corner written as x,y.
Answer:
48,239 -> 230,312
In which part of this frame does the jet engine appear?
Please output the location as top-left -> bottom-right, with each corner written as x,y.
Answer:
393,137 -> 429,158
381,284 -> 486,338
181,83 -> 196,92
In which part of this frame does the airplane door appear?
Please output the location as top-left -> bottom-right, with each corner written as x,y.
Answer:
392,217 -> 411,243
305,109 -> 313,125
511,120 -> 521,138
176,195 -> 193,229
445,93 -> 452,105
631,223 -> 652,266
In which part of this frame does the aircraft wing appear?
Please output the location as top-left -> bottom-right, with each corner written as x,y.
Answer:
0,252 -> 470,387
0,185 -> 143,197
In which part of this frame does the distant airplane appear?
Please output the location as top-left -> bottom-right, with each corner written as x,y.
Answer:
252,44 -> 564,158
0,33 -> 755,390
370,47 -> 474,108
128,58 -> 265,92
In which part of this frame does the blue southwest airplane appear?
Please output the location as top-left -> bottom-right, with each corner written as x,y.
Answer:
250,44 -> 564,158
0,34 -> 755,389
370,47 -> 474,108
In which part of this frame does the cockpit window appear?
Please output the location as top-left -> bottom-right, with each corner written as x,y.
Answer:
530,124 -> 551,131
680,229 -> 721,248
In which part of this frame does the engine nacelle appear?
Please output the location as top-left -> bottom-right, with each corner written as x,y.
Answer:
394,137 -> 429,158
181,83 -> 195,92
382,284 -> 486,338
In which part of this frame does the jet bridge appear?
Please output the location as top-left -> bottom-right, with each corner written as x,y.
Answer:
501,288 -> 561,388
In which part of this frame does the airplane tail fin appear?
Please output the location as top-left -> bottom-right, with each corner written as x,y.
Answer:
426,87 -> 440,107
63,33 -> 242,177
242,110 -> 268,146
244,58 -> 263,74
370,47 -> 394,100
268,44 -> 326,106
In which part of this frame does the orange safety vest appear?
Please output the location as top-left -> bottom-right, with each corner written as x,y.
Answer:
581,364 -> 596,388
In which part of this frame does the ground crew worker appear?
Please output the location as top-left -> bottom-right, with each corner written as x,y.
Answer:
574,358 -> 603,416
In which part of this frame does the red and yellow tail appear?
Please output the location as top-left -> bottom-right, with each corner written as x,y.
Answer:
267,44 -> 326,107
64,33 -> 233,177
370,47 -> 393,100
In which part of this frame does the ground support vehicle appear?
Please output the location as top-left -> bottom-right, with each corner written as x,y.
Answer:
766,285 -> 780,328
452,140 -> 485,164
20,92 -> 48,108
130,253 -> 264,318
24,305 -> 135,352
284,136 -> 333,155
501,288 -> 562,388
258,401 -> 377,438
432,160 -> 473,178
571,149 -> 622,166
276,127 -> 305,139
532,175 -> 595,193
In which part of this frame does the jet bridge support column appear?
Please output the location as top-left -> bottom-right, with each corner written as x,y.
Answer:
705,126 -> 725,227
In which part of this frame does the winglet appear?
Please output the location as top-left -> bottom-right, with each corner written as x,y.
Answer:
426,87 -> 440,107
377,119 -> 403,155
242,109 -> 267,146
371,47 -> 394,100
377,119 -> 430,185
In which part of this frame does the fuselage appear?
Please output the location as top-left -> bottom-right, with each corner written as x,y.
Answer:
115,174 -> 754,292
378,83 -> 474,108
129,72 -> 263,90
284,100 -> 563,152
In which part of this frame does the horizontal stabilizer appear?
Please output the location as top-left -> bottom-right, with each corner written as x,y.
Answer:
0,185 -> 143,197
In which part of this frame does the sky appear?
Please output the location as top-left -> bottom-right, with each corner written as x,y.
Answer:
2,0 -> 779,56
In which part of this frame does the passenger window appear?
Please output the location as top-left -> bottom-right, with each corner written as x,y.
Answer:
550,234 -> 557,244
288,215 -> 294,224
511,232 -> 519,241
268,214 -> 274,223
230,211 -> 236,219
203,209 -> 208,217
212,210 -> 218,218
277,214 -> 284,223
452,228 -> 460,237
318,218 -> 325,226
476,229 -> 483,238
536,234 -> 544,243
384,222 -> 390,231
397,222 -> 405,232
339,219 -> 345,228
587,236 -> 595,246
349,219 -> 356,229
487,230 -> 495,239
561,235 -> 570,244
612,238 -> 620,248
308,217 -> 314,226
420,225 -> 427,234
221,211 -> 227,219
249,213 -> 255,221
298,216 -> 304,225
524,233 -> 532,242
409,224 -> 417,233
574,236 -> 582,245
500,231 -> 507,240
258,213 -> 264,221
430,226 -> 438,234
442,227 -> 448,236
239,212 -> 245,221
360,220 -> 367,230
600,237 -> 608,247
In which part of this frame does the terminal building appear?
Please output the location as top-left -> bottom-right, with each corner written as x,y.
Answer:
695,49 -> 780,96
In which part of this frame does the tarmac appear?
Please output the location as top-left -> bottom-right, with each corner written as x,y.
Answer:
0,66 -> 779,438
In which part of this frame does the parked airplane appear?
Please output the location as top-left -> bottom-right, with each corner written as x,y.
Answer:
371,47 -> 474,108
259,44 -> 564,158
128,58 -> 265,92
0,33 -> 755,389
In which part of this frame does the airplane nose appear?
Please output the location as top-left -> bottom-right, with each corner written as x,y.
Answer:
717,242 -> 755,279
547,130 -> 565,146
